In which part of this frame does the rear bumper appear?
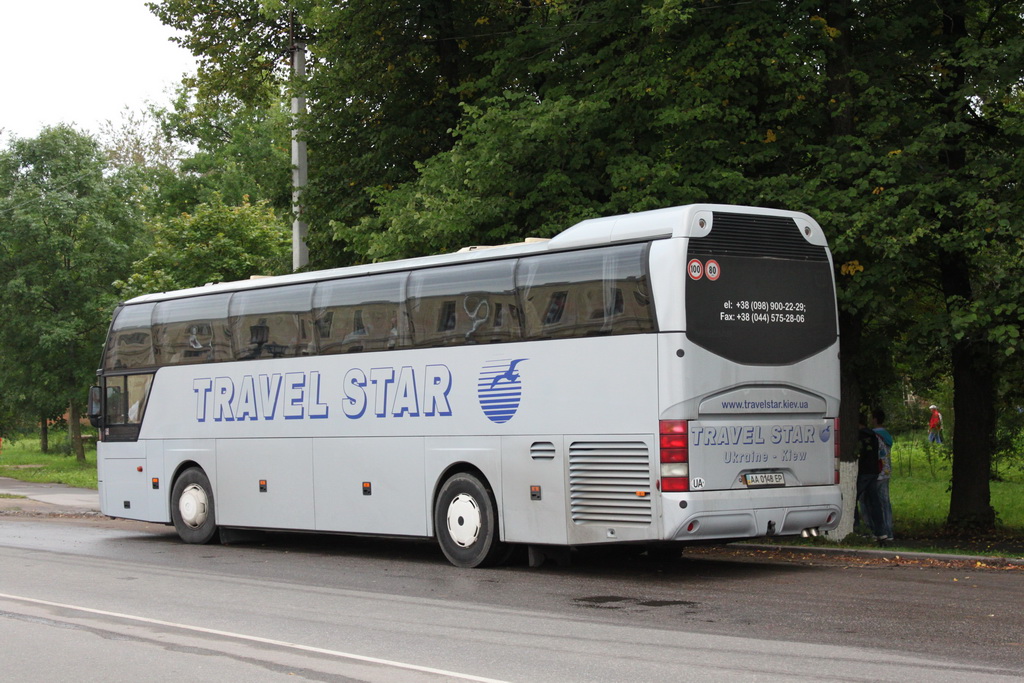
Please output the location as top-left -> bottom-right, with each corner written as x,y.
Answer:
662,485 -> 842,541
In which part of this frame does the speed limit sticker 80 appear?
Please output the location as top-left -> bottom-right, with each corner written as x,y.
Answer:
688,259 -> 721,281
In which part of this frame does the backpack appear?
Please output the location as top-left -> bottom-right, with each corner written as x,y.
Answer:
857,427 -> 879,475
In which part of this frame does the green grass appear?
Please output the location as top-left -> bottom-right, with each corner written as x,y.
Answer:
890,436 -> 1024,531
0,434 -> 98,490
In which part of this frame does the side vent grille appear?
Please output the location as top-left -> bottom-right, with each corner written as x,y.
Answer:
569,441 -> 652,524
531,442 -> 557,460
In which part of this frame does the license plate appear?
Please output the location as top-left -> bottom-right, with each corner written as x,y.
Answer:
745,472 -> 785,487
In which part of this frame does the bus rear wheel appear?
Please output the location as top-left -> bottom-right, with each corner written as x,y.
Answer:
171,467 -> 219,544
434,472 -> 506,568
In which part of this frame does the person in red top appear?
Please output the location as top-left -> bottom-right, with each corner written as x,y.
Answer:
928,405 -> 943,444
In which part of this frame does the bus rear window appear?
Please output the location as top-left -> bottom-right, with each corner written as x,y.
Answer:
685,213 -> 837,365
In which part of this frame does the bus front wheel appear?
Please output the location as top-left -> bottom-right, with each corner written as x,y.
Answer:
434,472 -> 505,568
171,467 -> 219,544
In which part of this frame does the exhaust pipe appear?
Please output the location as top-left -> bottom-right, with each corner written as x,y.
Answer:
801,527 -> 820,538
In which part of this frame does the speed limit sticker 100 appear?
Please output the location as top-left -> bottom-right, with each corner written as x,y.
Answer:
687,259 -> 703,280
688,259 -> 721,281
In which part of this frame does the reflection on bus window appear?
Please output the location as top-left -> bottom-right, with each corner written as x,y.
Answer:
519,243 -> 654,339
99,242 -> 654,371
314,273 -> 408,354
153,294 -> 232,365
103,303 -> 156,370
407,261 -> 519,347
228,285 -> 315,360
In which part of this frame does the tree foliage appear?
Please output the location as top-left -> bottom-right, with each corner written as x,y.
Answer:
116,193 -> 290,298
150,84 -> 293,219
99,105 -> 186,172
0,126 -> 147,455
147,0 -> 296,106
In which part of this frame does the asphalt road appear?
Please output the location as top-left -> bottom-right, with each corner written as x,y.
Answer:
0,512 -> 1021,682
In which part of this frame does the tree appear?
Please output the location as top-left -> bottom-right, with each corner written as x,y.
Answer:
0,126 -> 147,460
297,0 -> 519,264
812,0 -> 1024,529
150,84 -> 293,219
116,193 -> 290,298
147,0 -> 295,107
99,105 -> 186,171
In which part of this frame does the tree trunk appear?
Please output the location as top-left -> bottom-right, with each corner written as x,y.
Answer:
938,233 -> 996,531
946,323 -> 996,530
40,416 -> 49,453
69,401 -> 86,464
934,2 -> 995,531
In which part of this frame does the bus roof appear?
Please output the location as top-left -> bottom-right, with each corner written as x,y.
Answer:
123,203 -> 823,305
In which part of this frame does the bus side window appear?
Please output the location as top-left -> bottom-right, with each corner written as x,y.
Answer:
313,273 -> 409,354
126,374 -> 154,423
104,383 -> 125,425
102,303 -> 156,371
227,285 -> 315,360
153,321 -> 215,364
153,294 -> 231,365
407,261 -> 518,348
519,243 -> 654,339
104,373 -> 154,426
603,248 -> 655,334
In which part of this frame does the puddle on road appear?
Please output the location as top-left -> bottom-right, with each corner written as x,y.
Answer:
575,595 -> 699,609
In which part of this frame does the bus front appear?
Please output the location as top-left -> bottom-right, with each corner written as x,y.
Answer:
654,206 -> 841,542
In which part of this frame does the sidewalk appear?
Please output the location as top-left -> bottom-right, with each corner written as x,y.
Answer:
0,476 -> 101,512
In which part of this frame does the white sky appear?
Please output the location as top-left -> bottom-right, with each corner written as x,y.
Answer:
1,0 -> 196,142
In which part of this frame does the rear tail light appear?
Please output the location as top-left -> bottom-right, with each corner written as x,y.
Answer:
833,417 -> 841,484
660,420 -> 689,492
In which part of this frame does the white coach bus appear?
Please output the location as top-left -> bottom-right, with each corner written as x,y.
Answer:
89,204 -> 841,567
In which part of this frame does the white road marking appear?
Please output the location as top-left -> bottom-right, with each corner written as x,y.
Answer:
0,591 -> 508,682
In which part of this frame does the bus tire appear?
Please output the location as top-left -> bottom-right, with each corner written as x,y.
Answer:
171,467 -> 219,544
434,472 -> 505,568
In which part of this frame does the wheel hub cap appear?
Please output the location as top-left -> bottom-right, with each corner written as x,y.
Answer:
446,493 -> 481,548
179,483 -> 209,529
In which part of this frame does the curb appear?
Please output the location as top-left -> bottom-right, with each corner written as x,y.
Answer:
735,542 -> 1024,567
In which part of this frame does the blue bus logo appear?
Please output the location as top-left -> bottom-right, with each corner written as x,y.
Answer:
478,359 -> 527,424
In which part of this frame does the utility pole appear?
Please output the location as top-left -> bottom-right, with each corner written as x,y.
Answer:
290,21 -> 309,271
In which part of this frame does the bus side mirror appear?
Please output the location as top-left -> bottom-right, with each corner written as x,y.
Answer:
88,385 -> 104,428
